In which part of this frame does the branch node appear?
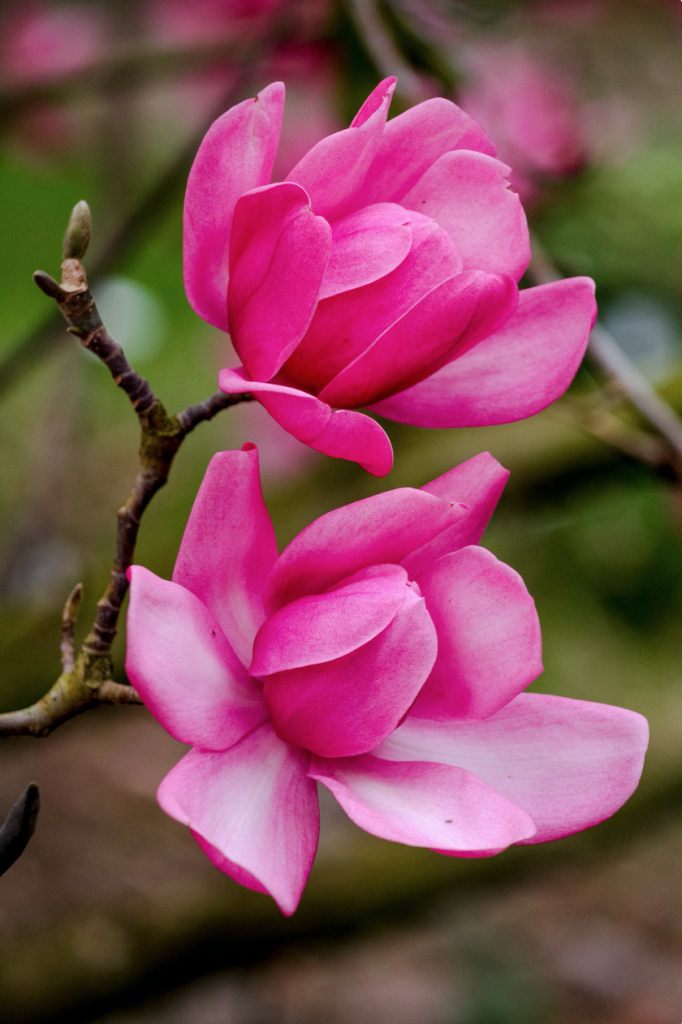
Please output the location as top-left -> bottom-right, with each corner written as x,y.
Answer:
60,583 -> 83,674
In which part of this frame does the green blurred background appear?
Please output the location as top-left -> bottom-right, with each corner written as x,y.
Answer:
2,0 -> 682,1021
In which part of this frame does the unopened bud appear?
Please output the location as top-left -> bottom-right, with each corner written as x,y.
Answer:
62,200 -> 91,260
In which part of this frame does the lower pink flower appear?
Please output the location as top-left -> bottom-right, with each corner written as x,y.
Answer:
126,446 -> 648,915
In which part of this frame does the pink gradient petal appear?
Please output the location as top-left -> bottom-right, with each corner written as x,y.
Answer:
172,447 -> 277,668
251,564 -> 408,675
218,368 -> 393,476
286,78 -> 396,222
183,82 -> 284,331
310,754 -> 535,851
126,567 -> 267,750
355,96 -> 496,210
375,693 -> 649,843
158,723 -> 319,916
319,271 -> 518,409
370,278 -> 596,427
402,453 -> 509,578
401,150 -> 530,280
410,547 -> 542,721
319,203 -> 413,300
228,182 -> 332,381
263,585 -> 438,757
262,486 -> 467,613
285,213 -> 461,394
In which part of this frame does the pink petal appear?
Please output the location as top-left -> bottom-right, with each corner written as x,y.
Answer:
158,723 -> 319,916
401,150 -> 530,280
183,81 -> 284,331
173,446 -> 277,668
126,567 -> 267,750
263,585 -> 438,757
228,182 -> 332,381
251,564 -> 409,675
370,277 -> 597,427
262,486 -> 467,613
319,271 -> 518,409
354,96 -> 496,210
410,547 -> 542,721
286,77 -> 396,222
402,452 -> 509,578
310,753 -> 535,851
285,213 -> 461,394
376,693 -> 649,843
218,367 -> 393,477
318,203 -> 413,300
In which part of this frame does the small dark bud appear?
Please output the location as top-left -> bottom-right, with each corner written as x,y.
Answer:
62,200 -> 91,260
0,783 -> 40,877
33,270 -> 65,300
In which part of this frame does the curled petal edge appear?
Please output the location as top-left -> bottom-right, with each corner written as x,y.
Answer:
218,367 -> 393,476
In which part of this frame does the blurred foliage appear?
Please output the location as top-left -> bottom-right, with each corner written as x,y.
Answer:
2,0 -> 682,1021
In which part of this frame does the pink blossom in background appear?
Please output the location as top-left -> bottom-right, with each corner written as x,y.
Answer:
232,401 -> 321,482
126,446 -> 648,916
460,44 -> 587,202
0,2 -> 105,85
144,0 -> 283,45
184,78 -> 597,476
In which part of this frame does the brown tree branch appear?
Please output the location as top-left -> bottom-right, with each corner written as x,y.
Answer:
0,208 -> 252,738
60,583 -> 83,675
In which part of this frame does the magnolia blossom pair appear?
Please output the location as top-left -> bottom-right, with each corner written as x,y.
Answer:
126,447 -> 648,915
185,77 -> 597,476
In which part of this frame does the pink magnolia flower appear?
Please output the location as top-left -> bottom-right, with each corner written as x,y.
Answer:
460,44 -> 587,203
126,446 -> 648,915
184,78 -> 597,477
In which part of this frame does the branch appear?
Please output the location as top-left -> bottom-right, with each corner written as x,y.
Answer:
528,243 -> 682,478
0,208 -> 252,738
60,583 -> 83,674
345,0 -> 427,103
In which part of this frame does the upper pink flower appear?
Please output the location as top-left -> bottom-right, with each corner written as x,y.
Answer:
126,446 -> 648,915
184,78 -> 597,476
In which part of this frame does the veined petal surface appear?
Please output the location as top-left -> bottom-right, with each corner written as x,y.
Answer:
263,486 -> 466,613
286,78 -> 396,222
251,564 -> 409,675
319,203 -> 412,300
401,150 -> 530,280
158,722 -> 319,916
310,753 -> 535,851
376,693 -> 649,843
173,447 -> 277,667
411,547 -> 543,721
354,96 -> 496,209
126,567 -> 267,750
228,182 -> 331,381
183,82 -> 284,331
402,453 -> 509,578
285,213 -> 461,394
371,278 -> 596,427
218,368 -> 393,477
263,585 -> 438,758
319,271 -> 517,409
